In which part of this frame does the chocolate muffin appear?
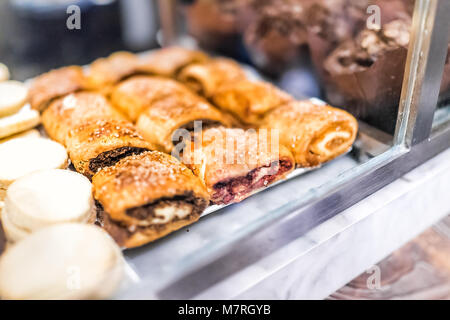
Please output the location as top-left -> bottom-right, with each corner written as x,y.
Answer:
306,0 -> 369,79
323,19 -> 411,133
243,0 -> 314,74
183,0 -> 246,56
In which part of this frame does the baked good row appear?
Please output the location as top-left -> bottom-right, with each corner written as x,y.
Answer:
27,46 -> 358,249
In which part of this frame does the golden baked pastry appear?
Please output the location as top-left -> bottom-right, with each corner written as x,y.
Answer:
92,151 -> 210,248
110,76 -> 192,122
178,58 -> 247,97
42,92 -> 125,145
28,66 -> 87,112
65,119 -> 155,178
212,79 -> 293,125
261,100 -> 358,167
86,52 -> 140,93
137,46 -> 209,77
181,127 -> 295,205
136,94 -> 233,153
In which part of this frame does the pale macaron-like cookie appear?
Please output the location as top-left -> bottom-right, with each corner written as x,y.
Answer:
0,81 -> 29,118
0,223 -> 124,300
2,169 -> 96,243
0,129 -> 40,145
0,63 -> 9,82
0,105 -> 40,139
0,138 -> 68,200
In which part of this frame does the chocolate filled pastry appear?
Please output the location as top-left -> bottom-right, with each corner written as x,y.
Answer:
136,94 -> 234,153
110,76 -> 193,122
181,127 -> 295,205
212,79 -> 293,126
65,119 -> 155,178
86,52 -> 140,93
178,58 -> 247,98
137,46 -> 209,78
42,92 -> 125,145
92,151 -> 209,248
323,19 -> 410,133
261,100 -> 358,168
28,66 -> 87,112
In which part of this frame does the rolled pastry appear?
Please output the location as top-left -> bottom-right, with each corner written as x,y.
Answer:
0,223 -> 124,300
86,51 -> 140,93
92,151 -> 210,248
2,169 -> 95,243
212,79 -> 293,125
110,76 -> 192,122
28,66 -> 87,112
136,94 -> 233,153
42,92 -> 125,145
65,119 -> 155,178
181,127 -> 295,205
137,46 -> 209,77
261,100 -> 358,167
177,58 -> 247,97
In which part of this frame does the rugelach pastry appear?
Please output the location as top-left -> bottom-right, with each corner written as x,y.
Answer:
65,119 -> 155,178
212,79 -> 293,125
261,100 -> 358,167
86,51 -> 140,93
178,58 -> 247,97
42,92 -> 125,145
92,151 -> 209,248
110,76 -> 193,122
0,138 -> 68,201
136,94 -> 234,153
181,127 -> 295,205
2,169 -> 95,243
0,105 -> 40,139
137,46 -> 209,77
0,81 -> 28,117
0,223 -> 124,300
28,66 -> 87,112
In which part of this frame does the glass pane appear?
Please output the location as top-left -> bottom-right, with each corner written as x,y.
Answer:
433,42 -> 450,129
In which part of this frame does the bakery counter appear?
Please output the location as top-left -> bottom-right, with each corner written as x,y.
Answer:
116,146 -> 450,299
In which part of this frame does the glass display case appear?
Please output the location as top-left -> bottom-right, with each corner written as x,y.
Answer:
0,0 -> 449,299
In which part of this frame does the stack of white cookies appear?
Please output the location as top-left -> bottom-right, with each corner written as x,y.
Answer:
0,63 -> 40,144
0,63 -> 125,299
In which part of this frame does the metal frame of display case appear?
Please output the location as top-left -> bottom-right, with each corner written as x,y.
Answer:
147,0 -> 450,297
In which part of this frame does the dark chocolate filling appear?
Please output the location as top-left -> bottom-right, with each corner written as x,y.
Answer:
89,147 -> 149,174
126,192 -> 205,220
212,159 -> 293,205
96,195 -> 208,247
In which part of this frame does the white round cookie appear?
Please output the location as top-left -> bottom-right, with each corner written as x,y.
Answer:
0,129 -> 40,145
0,138 -> 68,194
0,223 -> 124,300
0,63 -> 9,82
4,169 -> 95,236
1,209 -> 29,243
0,81 -> 28,117
0,105 -> 40,139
